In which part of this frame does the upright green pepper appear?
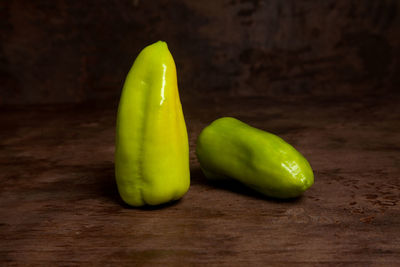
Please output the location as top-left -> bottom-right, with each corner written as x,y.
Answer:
115,41 -> 190,207
196,117 -> 314,198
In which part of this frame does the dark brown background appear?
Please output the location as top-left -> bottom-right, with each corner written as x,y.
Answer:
1,0 -> 399,105
1,0 -> 400,265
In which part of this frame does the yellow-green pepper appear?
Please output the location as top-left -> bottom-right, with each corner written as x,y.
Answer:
196,117 -> 314,198
115,41 -> 190,207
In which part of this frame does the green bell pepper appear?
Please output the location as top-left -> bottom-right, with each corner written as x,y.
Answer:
115,41 -> 190,207
196,117 -> 314,198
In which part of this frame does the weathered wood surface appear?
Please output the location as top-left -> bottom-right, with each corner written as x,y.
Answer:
0,96 -> 399,265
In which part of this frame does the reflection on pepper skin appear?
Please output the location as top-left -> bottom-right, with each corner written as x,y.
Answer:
115,41 -> 190,207
160,63 -> 166,105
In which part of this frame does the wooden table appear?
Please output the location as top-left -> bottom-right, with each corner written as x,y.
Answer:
1,96 -> 399,265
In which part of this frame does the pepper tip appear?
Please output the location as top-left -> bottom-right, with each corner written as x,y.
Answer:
156,40 -> 168,48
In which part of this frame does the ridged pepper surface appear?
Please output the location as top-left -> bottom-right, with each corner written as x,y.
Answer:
115,41 -> 190,207
196,117 -> 313,198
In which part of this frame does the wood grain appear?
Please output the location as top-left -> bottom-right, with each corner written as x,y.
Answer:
0,96 -> 399,265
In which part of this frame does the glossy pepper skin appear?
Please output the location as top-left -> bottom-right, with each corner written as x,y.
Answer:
115,41 -> 190,207
196,117 -> 314,198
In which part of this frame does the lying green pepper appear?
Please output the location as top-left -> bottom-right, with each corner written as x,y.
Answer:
196,117 -> 314,198
115,41 -> 190,207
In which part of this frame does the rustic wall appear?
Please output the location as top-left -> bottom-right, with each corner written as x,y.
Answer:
0,0 -> 399,105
